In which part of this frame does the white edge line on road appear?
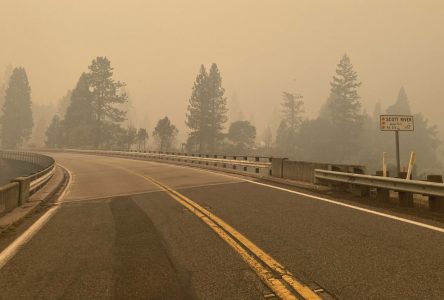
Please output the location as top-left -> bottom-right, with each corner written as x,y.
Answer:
245,180 -> 444,234
0,164 -> 72,270
100,155 -> 444,234
178,163 -> 444,234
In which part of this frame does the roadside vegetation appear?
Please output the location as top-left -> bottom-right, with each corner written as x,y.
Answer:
0,54 -> 441,176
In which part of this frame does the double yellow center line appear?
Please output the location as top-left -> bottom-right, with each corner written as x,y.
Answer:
144,176 -> 321,300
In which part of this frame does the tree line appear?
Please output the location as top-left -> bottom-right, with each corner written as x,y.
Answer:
272,54 -> 441,176
0,54 -> 441,175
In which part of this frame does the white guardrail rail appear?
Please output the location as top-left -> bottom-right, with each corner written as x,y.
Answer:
314,169 -> 444,197
28,164 -> 56,193
66,149 -> 273,175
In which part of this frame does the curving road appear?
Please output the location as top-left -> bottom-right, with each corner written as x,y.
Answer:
0,152 -> 443,299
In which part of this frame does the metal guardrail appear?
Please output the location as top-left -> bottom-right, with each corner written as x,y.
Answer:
29,165 -> 56,193
0,151 -> 56,215
66,149 -> 273,175
314,169 -> 444,197
1,150 -> 55,194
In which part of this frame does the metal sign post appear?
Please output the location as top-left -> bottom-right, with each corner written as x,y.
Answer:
395,131 -> 400,176
380,115 -> 414,177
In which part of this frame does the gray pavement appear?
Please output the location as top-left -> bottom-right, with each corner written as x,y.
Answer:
0,152 -> 443,299
0,153 -> 269,300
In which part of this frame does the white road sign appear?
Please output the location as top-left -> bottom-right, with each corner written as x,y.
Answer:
380,115 -> 414,131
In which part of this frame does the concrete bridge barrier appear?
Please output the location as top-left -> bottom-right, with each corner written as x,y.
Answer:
0,151 -> 55,216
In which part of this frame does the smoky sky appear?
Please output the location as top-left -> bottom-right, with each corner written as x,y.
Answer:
1,0 -> 443,141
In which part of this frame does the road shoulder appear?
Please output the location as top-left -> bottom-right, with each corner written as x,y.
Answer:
0,165 -> 67,236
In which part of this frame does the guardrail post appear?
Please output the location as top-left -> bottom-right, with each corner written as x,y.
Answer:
427,175 -> 444,212
375,171 -> 390,202
399,191 -> 414,207
398,172 -> 414,207
12,177 -> 31,205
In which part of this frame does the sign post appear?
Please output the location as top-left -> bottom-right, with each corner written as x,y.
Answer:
395,130 -> 400,176
380,115 -> 414,177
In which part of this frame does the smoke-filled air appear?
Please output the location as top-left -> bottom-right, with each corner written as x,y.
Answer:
1,0 -> 443,177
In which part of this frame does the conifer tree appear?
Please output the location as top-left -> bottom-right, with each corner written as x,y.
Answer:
63,73 -> 95,147
186,65 -> 209,152
386,87 -> 411,115
88,56 -> 127,148
384,88 -> 441,174
186,63 -> 227,152
207,63 -> 228,152
0,67 -> 33,148
298,54 -> 362,162
323,54 -> 362,124
276,92 -> 304,155
281,92 -> 304,130
0,65 -> 13,120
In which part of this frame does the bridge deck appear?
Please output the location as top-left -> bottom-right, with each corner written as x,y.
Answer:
0,152 -> 443,299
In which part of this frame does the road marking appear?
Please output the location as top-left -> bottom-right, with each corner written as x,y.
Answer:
245,180 -> 444,234
68,153 -> 444,234
144,176 -> 321,300
162,162 -> 444,233
0,164 -> 72,270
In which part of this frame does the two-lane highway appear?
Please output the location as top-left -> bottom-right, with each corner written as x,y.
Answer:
0,152 -> 443,299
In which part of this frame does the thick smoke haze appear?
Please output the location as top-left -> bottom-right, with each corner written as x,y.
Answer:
1,1 -> 443,161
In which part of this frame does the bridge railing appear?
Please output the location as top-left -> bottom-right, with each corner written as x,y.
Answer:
0,151 -> 56,216
66,149 -> 273,176
314,169 -> 444,211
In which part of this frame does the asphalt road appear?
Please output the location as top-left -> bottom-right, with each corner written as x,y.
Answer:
0,153 -> 443,299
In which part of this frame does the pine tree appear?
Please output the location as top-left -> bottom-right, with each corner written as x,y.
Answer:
386,87 -> 411,115
207,63 -> 228,152
323,54 -> 363,161
186,65 -> 209,152
281,92 -> 304,130
186,63 -> 227,153
88,57 -> 127,148
276,92 -> 304,156
63,73 -> 95,147
0,65 -> 13,119
324,54 -> 362,124
383,88 -> 441,174
299,54 -> 363,163
0,67 -> 33,148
